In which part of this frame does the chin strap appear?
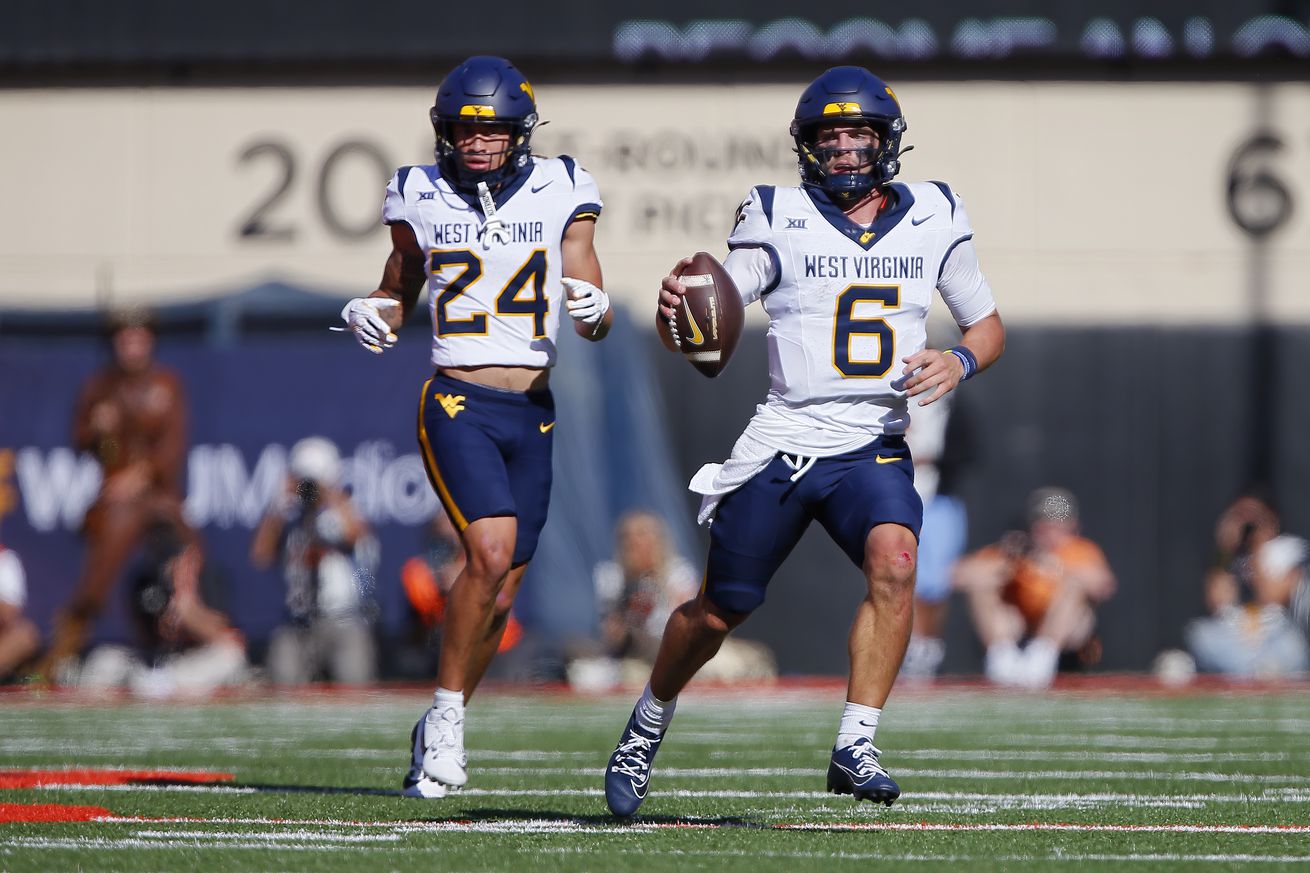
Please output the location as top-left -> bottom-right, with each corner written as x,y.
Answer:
476,182 -> 510,249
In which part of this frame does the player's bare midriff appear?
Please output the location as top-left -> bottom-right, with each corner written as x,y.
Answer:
439,364 -> 549,393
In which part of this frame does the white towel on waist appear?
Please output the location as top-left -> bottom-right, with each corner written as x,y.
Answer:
689,432 -> 777,526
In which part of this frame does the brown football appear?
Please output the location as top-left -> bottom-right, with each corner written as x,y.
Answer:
667,252 -> 744,378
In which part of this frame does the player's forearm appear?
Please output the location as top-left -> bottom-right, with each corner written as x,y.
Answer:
956,311 -> 1005,375
373,248 -> 426,320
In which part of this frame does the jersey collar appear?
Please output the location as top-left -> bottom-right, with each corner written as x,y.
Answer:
804,183 -> 914,251
425,160 -> 532,215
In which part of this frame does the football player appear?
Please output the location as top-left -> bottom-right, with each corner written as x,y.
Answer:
339,56 -> 612,798
604,67 -> 1005,815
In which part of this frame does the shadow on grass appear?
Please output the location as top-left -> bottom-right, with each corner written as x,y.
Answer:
459,808 -> 766,828
237,782 -> 406,797
233,785 -> 769,826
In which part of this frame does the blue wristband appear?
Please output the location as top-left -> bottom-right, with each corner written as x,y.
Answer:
947,346 -> 977,381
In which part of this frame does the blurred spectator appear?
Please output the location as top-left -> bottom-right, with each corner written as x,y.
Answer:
0,538 -> 40,682
78,517 -> 248,698
38,308 -> 191,681
1186,529 -> 1309,678
953,488 -> 1116,688
396,511 -> 522,679
900,389 -> 977,681
1200,490 -> 1280,616
250,437 -> 378,685
568,510 -> 776,690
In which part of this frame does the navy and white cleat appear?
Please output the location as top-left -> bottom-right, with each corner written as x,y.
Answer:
826,738 -> 901,806
401,718 -> 448,798
604,709 -> 664,817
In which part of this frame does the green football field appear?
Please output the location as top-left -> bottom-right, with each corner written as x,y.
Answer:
2,682 -> 1308,871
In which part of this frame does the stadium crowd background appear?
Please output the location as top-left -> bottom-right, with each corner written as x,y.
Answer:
1,0 -> 1309,681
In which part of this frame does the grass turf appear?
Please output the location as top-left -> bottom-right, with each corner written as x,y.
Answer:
2,682 -> 1309,871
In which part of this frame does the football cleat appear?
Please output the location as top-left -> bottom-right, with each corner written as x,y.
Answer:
421,705 -> 468,787
604,708 -> 665,817
402,718 -> 449,798
827,738 -> 900,806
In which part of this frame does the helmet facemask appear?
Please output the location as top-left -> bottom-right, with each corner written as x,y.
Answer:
431,111 -> 537,193
793,116 -> 906,205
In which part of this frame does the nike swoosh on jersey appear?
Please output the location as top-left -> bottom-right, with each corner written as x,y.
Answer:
680,297 -> 705,346
911,214 -> 934,226
531,181 -> 553,193
539,421 -> 556,433
875,455 -> 901,464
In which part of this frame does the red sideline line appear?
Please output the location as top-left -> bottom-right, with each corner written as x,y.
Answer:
0,803 -> 116,823
0,769 -> 234,790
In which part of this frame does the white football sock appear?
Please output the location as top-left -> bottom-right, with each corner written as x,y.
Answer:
836,702 -> 881,748
635,683 -> 676,735
434,688 -> 465,725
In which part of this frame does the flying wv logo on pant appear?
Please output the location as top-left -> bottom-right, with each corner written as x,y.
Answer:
435,393 -> 466,419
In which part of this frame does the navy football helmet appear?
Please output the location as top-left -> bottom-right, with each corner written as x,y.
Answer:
431,56 -> 538,191
790,67 -> 908,204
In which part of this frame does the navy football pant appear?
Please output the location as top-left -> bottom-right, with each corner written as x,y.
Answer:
416,373 -> 555,566
704,436 -> 923,615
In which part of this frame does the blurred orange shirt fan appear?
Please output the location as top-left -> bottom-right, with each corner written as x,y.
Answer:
401,557 -> 521,653
981,537 -> 1108,626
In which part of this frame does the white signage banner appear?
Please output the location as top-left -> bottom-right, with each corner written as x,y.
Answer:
1,82 -> 1308,324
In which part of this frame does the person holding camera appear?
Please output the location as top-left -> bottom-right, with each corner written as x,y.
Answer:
952,487 -> 1116,688
1184,492 -> 1309,677
251,437 -> 379,685
79,517 -> 248,697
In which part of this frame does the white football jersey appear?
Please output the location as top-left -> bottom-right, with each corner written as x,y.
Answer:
382,156 -> 602,368
727,181 -> 995,454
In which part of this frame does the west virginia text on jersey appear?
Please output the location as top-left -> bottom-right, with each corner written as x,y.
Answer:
382,156 -> 602,369
729,180 -> 991,440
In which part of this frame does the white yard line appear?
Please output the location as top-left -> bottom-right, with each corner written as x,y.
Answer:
67,814 -> 1310,835
538,847 -> 1310,864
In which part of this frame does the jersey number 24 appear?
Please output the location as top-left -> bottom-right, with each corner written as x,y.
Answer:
430,249 -> 549,338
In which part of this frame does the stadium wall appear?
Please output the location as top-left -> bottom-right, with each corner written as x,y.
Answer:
3,77 -> 1308,676
2,82 -> 1308,324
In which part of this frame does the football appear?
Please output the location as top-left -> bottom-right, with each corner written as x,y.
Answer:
661,251 -> 744,378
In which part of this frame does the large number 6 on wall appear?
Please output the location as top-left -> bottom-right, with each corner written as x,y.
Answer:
832,285 -> 898,378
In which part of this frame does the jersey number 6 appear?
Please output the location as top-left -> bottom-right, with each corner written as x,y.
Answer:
832,285 -> 898,378
430,249 -> 550,338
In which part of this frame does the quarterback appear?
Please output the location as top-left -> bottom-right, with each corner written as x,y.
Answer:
339,56 -> 612,798
605,67 -> 1005,815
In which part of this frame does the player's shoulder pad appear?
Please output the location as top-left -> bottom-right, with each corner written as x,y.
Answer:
926,180 -> 958,219
392,164 -> 443,196
537,154 -> 596,189
394,166 -> 415,198
735,185 -> 776,225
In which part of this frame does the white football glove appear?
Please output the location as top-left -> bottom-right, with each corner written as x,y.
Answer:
336,297 -> 400,354
562,277 -> 610,330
